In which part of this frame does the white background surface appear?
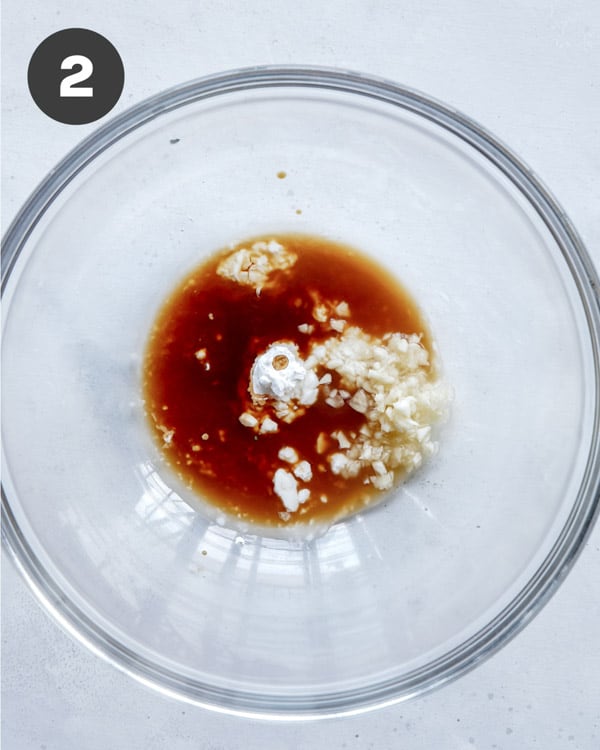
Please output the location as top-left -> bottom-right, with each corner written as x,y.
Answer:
2,1 -> 599,748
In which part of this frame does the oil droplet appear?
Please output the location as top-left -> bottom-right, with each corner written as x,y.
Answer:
277,171 -> 287,179
295,209 -> 302,215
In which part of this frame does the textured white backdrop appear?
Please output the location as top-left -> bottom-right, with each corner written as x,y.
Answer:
2,1 -> 600,748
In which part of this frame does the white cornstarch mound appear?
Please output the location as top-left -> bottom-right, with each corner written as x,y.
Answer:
216,239 -> 297,294
250,342 -> 319,407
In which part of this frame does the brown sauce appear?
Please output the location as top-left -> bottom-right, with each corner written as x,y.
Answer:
143,234 -> 431,527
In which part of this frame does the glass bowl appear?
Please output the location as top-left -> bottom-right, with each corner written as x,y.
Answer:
2,66 -> 599,719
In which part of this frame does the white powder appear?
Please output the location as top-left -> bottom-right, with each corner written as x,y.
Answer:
250,342 -> 319,407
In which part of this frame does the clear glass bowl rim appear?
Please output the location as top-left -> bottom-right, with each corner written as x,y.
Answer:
2,65 -> 600,720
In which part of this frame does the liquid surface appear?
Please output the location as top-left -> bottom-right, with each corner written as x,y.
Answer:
143,234 -> 438,528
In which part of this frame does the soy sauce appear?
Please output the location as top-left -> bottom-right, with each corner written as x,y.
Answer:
143,234 -> 430,526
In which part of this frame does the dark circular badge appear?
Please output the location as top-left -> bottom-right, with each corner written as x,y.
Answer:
28,28 -> 124,125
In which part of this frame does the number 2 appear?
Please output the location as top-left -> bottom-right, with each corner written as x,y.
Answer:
60,55 -> 93,98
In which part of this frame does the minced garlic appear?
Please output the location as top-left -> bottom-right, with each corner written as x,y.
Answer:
307,326 -> 449,490
216,239 -> 296,294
